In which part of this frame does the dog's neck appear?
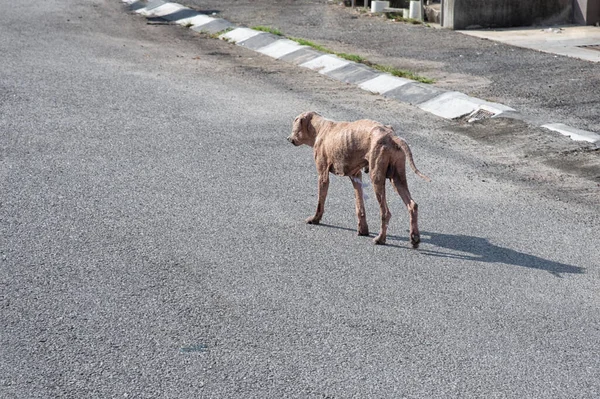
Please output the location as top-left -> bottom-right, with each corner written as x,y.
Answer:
307,114 -> 334,147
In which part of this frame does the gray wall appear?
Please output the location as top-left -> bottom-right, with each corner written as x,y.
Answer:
574,0 -> 600,24
443,0 -> 573,29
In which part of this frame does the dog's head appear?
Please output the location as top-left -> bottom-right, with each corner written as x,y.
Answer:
287,111 -> 319,147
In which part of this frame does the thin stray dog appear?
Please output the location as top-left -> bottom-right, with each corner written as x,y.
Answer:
287,111 -> 430,247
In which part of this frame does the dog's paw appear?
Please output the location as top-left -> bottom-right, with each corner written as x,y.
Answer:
410,233 -> 420,249
373,235 -> 386,245
305,217 -> 320,225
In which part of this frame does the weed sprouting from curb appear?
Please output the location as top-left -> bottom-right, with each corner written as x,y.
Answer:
289,39 -> 366,64
337,53 -> 366,63
371,64 -> 434,84
289,38 -> 333,54
252,26 -> 284,36
208,27 -> 234,39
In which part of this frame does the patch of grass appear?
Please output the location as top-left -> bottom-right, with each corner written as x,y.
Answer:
290,39 -> 365,63
372,64 -> 434,84
384,13 -> 424,25
252,26 -> 284,36
337,53 -> 366,63
208,27 -> 234,39
289,37 -> 333,54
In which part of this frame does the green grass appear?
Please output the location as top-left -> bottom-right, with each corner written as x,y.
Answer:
290,39 -> 366,63
208,27 -> 234,39
372,64 -> 434,84
337,53 -> 366,63
252,26 -> 284,36
289,37 -> 333,54
384,13 -> 423,25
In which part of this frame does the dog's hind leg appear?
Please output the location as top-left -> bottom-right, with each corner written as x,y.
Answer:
306,170 -> 329,225
390,170 -> 420,248
350,173 -> 369,236
369,154 -> 392,245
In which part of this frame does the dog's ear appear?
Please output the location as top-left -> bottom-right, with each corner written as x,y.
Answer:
299,112 -> 310,132
301,111 -> 317,130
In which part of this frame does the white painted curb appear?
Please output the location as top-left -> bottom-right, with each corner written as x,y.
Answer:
418,92 -> 515,120
358,74 -> 412,94
175,14 -> 214,27
300,55 -> 350,74
542,123 -> 600,144
257,39 -> 308,59
220,28 -> 263,44
137,2 -> 186,17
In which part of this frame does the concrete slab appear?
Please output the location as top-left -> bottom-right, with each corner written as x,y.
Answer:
278,47 -> 323,65
418,91 -> 515,120
160,8 -> 199,22
127,1 -> 147,12
174,14 -> 214,27
220,28 -> 263,44
383,82 -> 446,105
542,123 -> 600,143
190,19 -> 233,34
324,63 -> 380,84
136,0 -> 165,11
257,40 -> 308,59
460,25 -> 600,63
134,0 -> 165,15
237,33 -> 281,50
300,55 -> 350,74
358,74 -> 412,94
418,92 -> 477,119
138,3 -> 187,18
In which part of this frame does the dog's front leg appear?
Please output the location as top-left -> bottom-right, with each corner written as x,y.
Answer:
306,171 -> 329,225
350,173 -> 369,236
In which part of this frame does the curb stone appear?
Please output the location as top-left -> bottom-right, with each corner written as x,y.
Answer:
237,32 -> 282,50
542,123 -> 600,145
278,47 -> 323,65
300,54 -> 351,75
257,40 -> 309,60
358,74 -> 412,94
123,0 -> 599,147
383,82 -> 446,106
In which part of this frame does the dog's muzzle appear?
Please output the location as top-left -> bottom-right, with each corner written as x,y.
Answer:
287,136 -> 299,146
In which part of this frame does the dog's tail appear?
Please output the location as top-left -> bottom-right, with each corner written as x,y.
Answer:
392,136 -> 431,182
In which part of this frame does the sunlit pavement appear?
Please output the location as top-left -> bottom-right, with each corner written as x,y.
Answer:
460,25 -> 600,63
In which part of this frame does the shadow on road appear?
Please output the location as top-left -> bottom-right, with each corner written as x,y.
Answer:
317,224 -> 585,277
401,231 -> 585,277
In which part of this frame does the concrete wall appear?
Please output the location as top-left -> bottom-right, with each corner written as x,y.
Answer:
443,0 -> 573,29
574,0 -> 600,24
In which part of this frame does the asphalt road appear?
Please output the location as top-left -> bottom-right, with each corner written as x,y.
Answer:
1,1 -> 599,398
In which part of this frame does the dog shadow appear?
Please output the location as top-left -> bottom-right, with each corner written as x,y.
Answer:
319,224 -> 585,277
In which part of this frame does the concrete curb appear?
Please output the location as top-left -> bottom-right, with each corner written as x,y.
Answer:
124,0 -> 599,147
541,123 -> 600,145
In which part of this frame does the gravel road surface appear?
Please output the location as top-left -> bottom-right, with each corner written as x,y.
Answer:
1,1 -> 599,397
